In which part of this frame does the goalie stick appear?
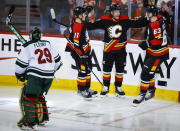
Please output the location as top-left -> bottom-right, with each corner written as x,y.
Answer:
6,5 -> 27,44
50,8 -> 104,87
6,6 -> 59,83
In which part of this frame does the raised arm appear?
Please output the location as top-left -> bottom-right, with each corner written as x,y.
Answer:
129,17 -> 149,28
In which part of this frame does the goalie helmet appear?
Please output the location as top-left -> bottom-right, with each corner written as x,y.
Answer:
109,4 -> 121,11
73,6 -> 86,17
146,5 -> 158,16
30,27 -> 41,40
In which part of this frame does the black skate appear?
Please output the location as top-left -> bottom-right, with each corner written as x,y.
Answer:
100,86 -> 109,97
115,87 -> 125,96
78,90 -> 92,99
145,88 -> 155,101
133,93 -> 146,106
17,119 -> 37,130
88,88 -> 98,97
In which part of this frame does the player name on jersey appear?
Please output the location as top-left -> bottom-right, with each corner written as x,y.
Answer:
34,42 -> 46,48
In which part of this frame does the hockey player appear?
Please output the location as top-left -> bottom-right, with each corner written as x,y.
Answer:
15,27 -> 62,129
87,4 -> 149,96
133,5 -> 169,105
65,6 -> 97,98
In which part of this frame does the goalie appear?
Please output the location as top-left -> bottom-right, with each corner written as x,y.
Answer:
14,27 -> 62,130
6,11 -> 63,129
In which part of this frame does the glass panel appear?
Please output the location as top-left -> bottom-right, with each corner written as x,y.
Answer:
159,0 -> 175,45
30,0 -> 40,32
39,0 -> 71,35
32,0 -> 129,38
130,0 -> 175,44
130,0 -> 146,40
0,0 -> 27,32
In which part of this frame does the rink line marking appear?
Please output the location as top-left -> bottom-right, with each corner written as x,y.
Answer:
0,109 -> 19,113
0,109 -> 132,130
51,116 -> 133,130
0,103 -> 177,130
102,103 -> 176,126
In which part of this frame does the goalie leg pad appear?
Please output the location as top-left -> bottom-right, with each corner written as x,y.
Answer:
38,95 -> 49,124
19,93 -> 39,125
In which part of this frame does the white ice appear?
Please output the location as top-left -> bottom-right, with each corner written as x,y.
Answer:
0,86 -> 180,131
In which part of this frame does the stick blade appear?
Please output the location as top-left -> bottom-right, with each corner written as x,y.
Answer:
50,8 -> 56,20
8,5 -> 15,15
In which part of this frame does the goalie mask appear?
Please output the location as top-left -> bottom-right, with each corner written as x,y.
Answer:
30,27 -> 41,40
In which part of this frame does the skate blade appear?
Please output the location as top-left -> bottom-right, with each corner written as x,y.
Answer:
116,94 -> 125,98
92,94 -> 98,98
18,125 -> 37,131
100,94 -> 108,98
83,97 -> 93,101
132,103 -> 139,107
145,96 -> 154,101
39,121 -> 48,127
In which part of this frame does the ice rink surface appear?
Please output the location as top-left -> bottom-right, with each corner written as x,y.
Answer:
0,86 -> 180,131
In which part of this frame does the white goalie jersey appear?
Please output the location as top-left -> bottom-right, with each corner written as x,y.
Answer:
15,40 -> 61,78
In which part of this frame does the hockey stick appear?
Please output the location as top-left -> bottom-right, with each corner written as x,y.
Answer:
64,34 -> 104,87
6,6 -> 59,83
50,8 -> 104,87
6,5 -> 27,44
50,8 -> 69,28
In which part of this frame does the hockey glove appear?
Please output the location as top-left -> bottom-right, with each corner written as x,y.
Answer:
15,73 -> 27,82
139,41 -> 149,50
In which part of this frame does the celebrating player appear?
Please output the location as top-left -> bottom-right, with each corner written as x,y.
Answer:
133,5 -> 169,105
65,6 -> 98,99
87,4 -> 149,97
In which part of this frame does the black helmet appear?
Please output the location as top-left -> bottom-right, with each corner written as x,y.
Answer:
30,27 -> 41,40
73,6 -> 86,17
109,4 -> 121,11
85,6 -> 94,13
146,5 -> 158,16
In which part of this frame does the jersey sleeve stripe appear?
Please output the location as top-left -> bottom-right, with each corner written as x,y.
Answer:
27,67 -> 55,73
16,61 -> 28,68
17,59 -> 29,65
54,56 -> 61,63
27,69 -> 54,77
54,54 -> 60,60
